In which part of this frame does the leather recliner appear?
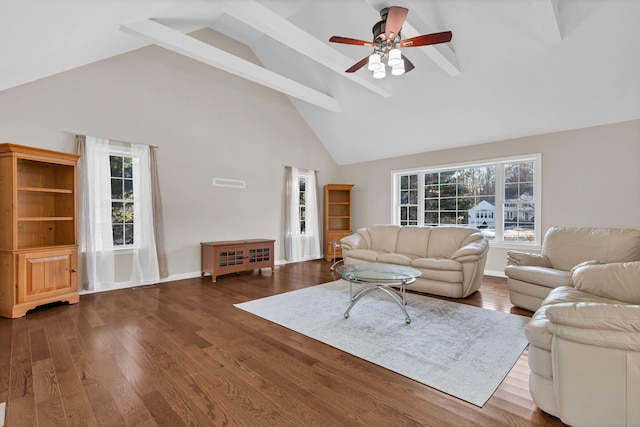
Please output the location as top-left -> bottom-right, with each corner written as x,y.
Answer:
505,227 -> 640,311
525,261 -> 640,426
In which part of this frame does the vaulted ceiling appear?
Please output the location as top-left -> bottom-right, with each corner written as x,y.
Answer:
1,0 -> 639,164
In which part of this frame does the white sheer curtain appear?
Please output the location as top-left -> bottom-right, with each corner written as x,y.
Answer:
77,136 -> 160,292
130,144 -> 160,285
284,166 -> 321,262
78,136 -> 115,291
306,170 -> 322,260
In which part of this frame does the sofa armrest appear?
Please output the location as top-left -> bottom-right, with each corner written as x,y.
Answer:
340,233 -> 367,250
507,250 -> 552,267
571,261 -> 640,304
450,239 -> 488,262
546,302 -> 640,351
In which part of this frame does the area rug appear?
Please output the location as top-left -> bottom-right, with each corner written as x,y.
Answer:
234,280 -> 530,407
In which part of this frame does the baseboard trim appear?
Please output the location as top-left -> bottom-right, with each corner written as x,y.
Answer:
79,264 -> 506,295
484,270 -> 506,278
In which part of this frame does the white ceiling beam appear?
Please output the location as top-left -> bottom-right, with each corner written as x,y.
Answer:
401,21 -> 460,77
120,19 -> 341,112
533,0 -> 562,43
206,0 -> 391,97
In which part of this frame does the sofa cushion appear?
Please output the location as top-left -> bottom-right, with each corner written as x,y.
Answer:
367,225 -> 402,253
411,257 -> 462,271
395,226 -> 431,258
377,252 -> 417,266
572,261 -> 640,304
504,266 -> 572,288
413,268 -> 464,283
426,227 -> 478,258
344,249 -> 385,263
542,227 -> 640,271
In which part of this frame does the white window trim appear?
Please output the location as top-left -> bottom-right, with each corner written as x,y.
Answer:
390,153 -> 542,248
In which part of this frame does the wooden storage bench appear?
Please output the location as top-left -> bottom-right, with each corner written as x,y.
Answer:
201,239 -> 275,282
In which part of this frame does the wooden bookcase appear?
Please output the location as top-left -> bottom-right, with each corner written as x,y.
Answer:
201,239 -> 275,282
0,143 -> 79,318
324,184 -> 354,261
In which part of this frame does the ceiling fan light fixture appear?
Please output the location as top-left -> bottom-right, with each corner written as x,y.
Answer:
391,62 -> 405,76
387,48 -> 402,67
367,53 -> 382,71
373,67 -> 386,79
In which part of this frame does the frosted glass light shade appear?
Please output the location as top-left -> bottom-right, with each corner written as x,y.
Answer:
387,48 -> 402,67
373,67 -> 386,79
367,53 -> 382,71
391,62 -> 405,76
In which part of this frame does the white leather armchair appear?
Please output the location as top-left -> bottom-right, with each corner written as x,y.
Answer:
505,227 -> 640,311
525,261 -> 640,426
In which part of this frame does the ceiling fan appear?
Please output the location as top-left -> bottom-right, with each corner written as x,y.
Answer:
329,6 -> 452,79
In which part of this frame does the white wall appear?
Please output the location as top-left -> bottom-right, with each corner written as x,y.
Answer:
339,119 -> 640,276
0,29 -> 341,283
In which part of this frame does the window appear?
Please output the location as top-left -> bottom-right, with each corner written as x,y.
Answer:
110,154 -> 134,246
298,176 -> 306,234
392,154 -> 541,245
284,166 -> 321,262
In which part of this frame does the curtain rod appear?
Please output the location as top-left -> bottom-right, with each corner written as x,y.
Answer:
68,131 -> 158,149
284,165 -> 319,173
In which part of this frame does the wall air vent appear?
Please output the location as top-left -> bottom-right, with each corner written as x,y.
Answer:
213,178 -> 246,188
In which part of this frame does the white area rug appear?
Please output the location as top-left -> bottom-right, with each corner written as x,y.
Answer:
235,280 -> 530,407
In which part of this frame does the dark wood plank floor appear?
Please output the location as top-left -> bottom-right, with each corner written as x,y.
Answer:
0,260 -> 567,426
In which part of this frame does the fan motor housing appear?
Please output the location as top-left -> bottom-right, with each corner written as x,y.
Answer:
372,7 -> 401,43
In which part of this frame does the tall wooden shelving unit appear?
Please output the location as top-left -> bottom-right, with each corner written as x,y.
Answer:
324,184 -> 354,261
0,143 -> 79,318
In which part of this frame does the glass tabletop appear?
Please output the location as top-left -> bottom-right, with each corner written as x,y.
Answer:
336,263 -> 422,282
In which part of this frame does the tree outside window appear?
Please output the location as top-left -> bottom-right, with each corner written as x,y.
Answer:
394,155 -> 540,244
110,155 -> 134,246
298,176 -> 306,234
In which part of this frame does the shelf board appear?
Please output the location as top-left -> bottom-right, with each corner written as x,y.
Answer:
18,186 -> 73,194
18,217 -> 74,222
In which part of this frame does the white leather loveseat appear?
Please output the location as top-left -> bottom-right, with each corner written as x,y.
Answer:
340,225 -> 489,298
505,227 -> 640,311
525,261 -> 640,426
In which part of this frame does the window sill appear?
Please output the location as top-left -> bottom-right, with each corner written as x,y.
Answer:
489,241 -> 541,251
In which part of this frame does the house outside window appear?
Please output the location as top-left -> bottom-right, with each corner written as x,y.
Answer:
110,154 -> 134,246
392,154 -> 541,245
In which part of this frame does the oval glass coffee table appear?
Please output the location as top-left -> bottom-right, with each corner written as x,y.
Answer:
336,263 -> 422,324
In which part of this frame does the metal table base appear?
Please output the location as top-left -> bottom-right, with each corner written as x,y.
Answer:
344,277 -> 416,324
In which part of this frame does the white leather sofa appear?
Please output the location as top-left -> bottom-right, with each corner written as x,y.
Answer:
340,225 -> 489,298
525,261 -> 640,427
505,227 -> 640,312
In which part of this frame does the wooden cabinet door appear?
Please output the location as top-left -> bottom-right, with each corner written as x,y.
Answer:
214,246 -> 248,276
17,248 -> 77,303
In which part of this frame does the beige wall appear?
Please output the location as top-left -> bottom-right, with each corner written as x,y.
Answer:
2,27 -> 639,283
0,29 -> 341,284
339,119 -> 640,275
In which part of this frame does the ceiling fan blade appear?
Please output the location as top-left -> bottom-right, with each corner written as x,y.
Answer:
399,31 -> 453,48
345,56 -> 370,73
329,36 -> 375,47
402,55 -> 415,73
385,6 -> 408,41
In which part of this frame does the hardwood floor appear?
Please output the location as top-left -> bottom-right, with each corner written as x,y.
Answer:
0,260 -> 567,427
